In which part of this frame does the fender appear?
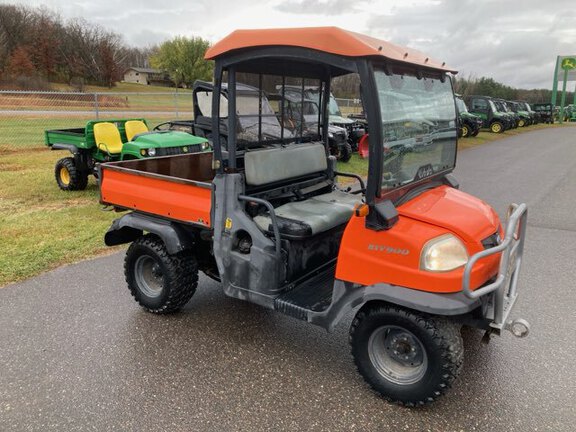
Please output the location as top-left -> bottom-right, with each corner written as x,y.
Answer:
51,143 -> 80,154
51,143 -> 92,172
105,212 -> 194,254
312,280 -> 482,332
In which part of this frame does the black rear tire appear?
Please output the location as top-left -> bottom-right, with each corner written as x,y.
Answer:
339,142 -> 353,162
350,304 -> 463,406
125,234 -> 198,313
55,157 -> 88,191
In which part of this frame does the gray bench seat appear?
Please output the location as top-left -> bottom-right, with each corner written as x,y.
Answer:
254,189 -> 361,237
245,141 -> 361,237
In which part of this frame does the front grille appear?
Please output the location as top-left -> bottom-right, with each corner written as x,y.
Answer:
157,144 -> 201,156
481,232 -> 500,249
331,133 -> 346,144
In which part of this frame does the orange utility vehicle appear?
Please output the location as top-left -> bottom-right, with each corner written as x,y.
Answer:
100,27 -> 529,406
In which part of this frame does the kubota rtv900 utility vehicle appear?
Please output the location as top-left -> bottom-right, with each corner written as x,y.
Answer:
100,27 -> 529,406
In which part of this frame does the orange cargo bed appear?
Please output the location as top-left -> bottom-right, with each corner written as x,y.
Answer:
99,152 -> 215,228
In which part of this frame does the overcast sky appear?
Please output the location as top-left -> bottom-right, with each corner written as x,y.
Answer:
7,0 -> 576,89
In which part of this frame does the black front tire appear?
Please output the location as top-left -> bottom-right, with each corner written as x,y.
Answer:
125,234 -> 198,313
55,157 -> 88,191
461,124 -> 470,138
350,304 -> 463,407
339,142 -> 353,162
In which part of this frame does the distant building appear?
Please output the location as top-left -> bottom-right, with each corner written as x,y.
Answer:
123,67 -> 172,86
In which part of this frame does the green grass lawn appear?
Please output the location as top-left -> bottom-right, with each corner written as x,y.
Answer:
0,147 -> 120,286
51,82 -> 193,94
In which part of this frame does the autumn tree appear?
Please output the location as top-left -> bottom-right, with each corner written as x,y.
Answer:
6,46 -> 36,77
150,36 -> 212,87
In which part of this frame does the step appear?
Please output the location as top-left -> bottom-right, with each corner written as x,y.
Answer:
274,267 -> 335,321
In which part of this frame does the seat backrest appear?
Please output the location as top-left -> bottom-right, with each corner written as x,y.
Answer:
125,120 -> 149,141
94,122 -> 123,154
244,142 -> 327,186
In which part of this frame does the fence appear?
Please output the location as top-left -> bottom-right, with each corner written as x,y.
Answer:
334,98 -> 364,116
0,91 -> 363,151
0,90 -> 194,150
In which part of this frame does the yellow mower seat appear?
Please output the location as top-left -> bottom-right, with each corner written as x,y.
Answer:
125,120 -> 149,141
94,122 -> 123,154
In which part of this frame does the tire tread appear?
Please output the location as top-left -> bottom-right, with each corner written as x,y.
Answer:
124,235 -> 198,314
349,303 -> 463,407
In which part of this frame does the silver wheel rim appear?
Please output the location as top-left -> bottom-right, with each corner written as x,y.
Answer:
134,255 -> 164,298
368,325 -> 428,385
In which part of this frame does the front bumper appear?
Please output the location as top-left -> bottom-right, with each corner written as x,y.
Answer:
462,203 -> 529,336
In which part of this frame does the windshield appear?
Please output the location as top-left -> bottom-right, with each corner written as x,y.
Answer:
294,88 -> 343,117
328,95 -> 342,116
455,97 -> 468,113
374,70 -> 457,192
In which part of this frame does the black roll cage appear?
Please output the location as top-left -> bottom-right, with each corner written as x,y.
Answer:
210,46 -> 456,210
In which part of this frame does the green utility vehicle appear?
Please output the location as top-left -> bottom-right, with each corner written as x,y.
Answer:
45,118 -> 211,191
466,95 -> 511,133
515,101 -> 538,125
506,100 -> 532,127
455,95 -> 482,137
564,104 -> 576,122
493,99 -> 519,129
531,103 -> 554,123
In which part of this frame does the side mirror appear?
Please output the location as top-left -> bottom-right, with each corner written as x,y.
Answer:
366,200 -> 398,231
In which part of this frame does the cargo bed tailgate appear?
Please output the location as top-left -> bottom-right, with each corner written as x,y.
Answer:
99,153 -> 214,228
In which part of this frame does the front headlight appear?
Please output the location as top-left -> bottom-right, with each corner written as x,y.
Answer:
147,148 -> 156,157
200,141 -> 210,151
328,132 -> 334,139
420,234 -> 468,272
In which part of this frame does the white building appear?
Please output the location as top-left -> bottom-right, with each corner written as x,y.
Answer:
123,67 -> 172,86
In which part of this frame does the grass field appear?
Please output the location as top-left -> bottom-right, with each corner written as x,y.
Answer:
0,121 -> 572,287
51,82 -> 193,94
0,147 -> 119,286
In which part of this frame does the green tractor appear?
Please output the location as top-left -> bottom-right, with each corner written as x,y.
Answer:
45,118 -> 211,191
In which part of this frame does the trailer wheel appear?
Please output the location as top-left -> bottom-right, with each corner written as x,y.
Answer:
55,157 -> 88,191
490,121 -> 504,133
350,304 -> 463,406
125,234 -> 198,314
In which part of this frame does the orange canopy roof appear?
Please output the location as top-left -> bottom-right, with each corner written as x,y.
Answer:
205,27 -> 456,73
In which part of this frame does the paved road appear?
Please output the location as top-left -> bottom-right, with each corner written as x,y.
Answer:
2,127 -> 576,431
